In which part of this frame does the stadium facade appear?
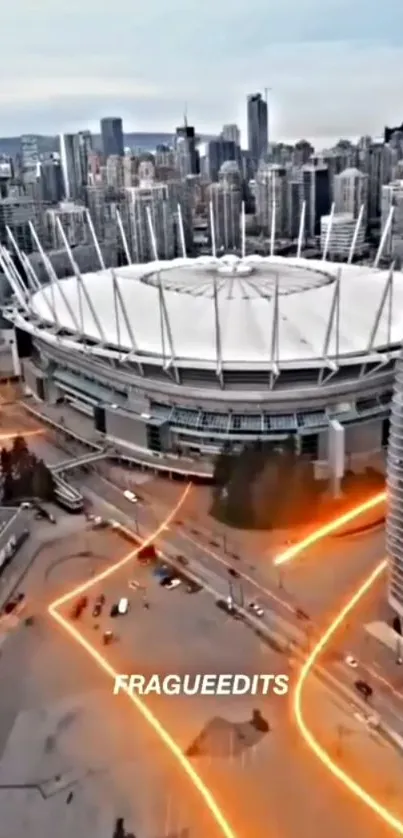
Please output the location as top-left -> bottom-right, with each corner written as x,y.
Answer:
387,351 -> 403,619
0,205 -> 400,481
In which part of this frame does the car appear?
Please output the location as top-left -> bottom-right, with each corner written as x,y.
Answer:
103,630 -> 114,645
153,565 -> 170,580
70,595 -> 88,620
354,679 -> 373,700
345,654 -> 358,668
123,489 -> 138,503
186,582 -> 202,594
92,516 -> 108,529
117,597 -> 129,615
176,554 -> 189,567
249,602 -> 264,618
3,592 -> 26,615
92,594 -> 106,618
110,604 -> 119,618
160,576 -> 181,590
129,580 -> 140,590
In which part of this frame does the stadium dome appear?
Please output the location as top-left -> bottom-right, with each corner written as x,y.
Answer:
17,255 -> 403,367
1,220 -> 398,474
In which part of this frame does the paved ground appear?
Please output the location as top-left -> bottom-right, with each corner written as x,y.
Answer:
57,551 -> 392,838
0,525 -> 222,838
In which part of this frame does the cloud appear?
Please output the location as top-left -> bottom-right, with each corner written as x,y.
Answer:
1,0 -> 403,146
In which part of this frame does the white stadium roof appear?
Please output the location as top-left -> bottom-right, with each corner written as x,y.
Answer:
10,255 -> 403,368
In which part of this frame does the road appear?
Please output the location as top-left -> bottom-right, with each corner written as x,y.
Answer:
4,423 -> 401,837
55,531 -> 394,838
0,522 -> 227,838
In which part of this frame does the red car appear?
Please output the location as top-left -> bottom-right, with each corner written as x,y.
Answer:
70,595 -> 88,620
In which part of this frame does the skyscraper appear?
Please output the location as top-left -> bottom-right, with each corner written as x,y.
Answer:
59,132 -> 91,200
247,93 -> 268,167
100,117 -> 124,158
59,134 -> 79,200
175,123 -> 200,177
302,164 -> 331,238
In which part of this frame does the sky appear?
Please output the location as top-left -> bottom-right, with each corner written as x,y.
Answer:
1,0 -> 403,148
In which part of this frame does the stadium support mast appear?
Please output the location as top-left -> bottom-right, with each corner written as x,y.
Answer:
212,273 -> 223,385
177,203 -> 187,258
0,245 -> 29,312
269,273 -> 280,388
374,205 -> 394,269
241,201 -> 246,259
145,206 -> 178,380
85,210 -> 105,270
297,201 -> 306,259
270,198 -> 276,257
209,200 -> 217,259
318,268 -> 341,384
6,227 -> 39,294
115,209 -> 132,265
55,217 -> 106,344
5,226 -> 58,325
367,261 -> 395,353
322,202 -> 335,261
347,204 -> 364,265
28,221 -> 80,333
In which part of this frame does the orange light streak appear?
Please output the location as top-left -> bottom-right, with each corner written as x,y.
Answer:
293,559 -> 403,835
48,483 -> 237,838
273,491 -> 386,567
0,429 -> 43,441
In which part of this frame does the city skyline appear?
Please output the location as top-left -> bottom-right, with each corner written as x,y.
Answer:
2,0 -> 403,146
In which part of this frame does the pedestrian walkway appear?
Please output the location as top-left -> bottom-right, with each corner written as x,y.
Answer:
365,621 -> 401,654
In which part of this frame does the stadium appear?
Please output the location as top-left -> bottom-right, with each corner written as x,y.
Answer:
1,218 -> 402,478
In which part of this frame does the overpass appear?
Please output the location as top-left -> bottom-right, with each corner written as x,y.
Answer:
51,449 -> 110,475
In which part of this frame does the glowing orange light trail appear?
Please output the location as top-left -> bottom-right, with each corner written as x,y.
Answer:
293,559 -> 403,835
273,491 -> 386,567
0,429 -> 44,441
49,483 -> 237,838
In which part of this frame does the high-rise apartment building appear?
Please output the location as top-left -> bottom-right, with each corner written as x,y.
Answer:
206,139 -> 241,182
59,132 -> 90,200
334,167 -> 368,220
381,180 -> 403,260
46,203 -> 88,249
221,124 -> 241,146
175,124 -> 200,178
123,184 -> 175,263
255,163 -> 288,238
20,135 -> 39,170
210,181 -> 241,253
100,117 -> 124,158
320,212 -> 365,259
302,164 -> 331,239
247,93 -> 268,168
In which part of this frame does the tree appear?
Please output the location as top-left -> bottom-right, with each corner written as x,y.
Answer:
32,459 -> 54,500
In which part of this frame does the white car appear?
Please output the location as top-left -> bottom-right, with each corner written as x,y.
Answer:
117,597 -> 129,615
128,580 -> 140,591
123,490 -> 138,503
345,654 -> 358,668
249,602 -> 264,618
162,577 -> 181,590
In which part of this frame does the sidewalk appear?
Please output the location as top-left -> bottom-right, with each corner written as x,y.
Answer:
302,673 -> 403,821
